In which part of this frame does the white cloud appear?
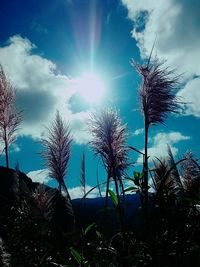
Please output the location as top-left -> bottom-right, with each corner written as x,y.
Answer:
178,78 -> 200,117
27,169 -> 102,198
27,169 -> 50,184
122,0 -> 200,118
0,35 -> 91,143
68,181 -> 123,199
10,143 -> 21,153
137,131 -> 190,163
0,142 -> 20,155
68,185 -> 103,199
70,112 -> 92,144
132,128 -> 144,136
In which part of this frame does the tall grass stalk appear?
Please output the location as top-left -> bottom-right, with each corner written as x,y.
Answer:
88,108 -> 128,231
80,152 -> 86,198
0,65 -> 22,168
131,57 -> 180,207
40,111 -> 74,219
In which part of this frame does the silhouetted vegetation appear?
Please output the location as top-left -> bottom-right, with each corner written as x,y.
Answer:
0,65 -> 22,168
88,109 -> 129,231
131,56 -> 180,208
40,111 -> 74,220
0,59 -> 200,267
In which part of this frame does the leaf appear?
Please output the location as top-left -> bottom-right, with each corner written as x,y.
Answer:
70,247 -> 82,265
80,152 -> 86,197
96,230 -> 102,238
108,189 -> 118,206
84,222 -> 95,235
140,172 -> 145,179
83,180 -> 107,198
123,186 -> 138,193
129,146 -> 144,155
134,171 -> 140,179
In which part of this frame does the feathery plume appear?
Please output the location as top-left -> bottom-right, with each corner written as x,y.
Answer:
32,184 -> 56,221
0,64 -> 22,168
41,111 -> 72,192
89,108 -> 128,193
131,58 -> 180,127
88,108 -> 128,179
180,151 -> 200,199
131,57 -> 180,206
40,111 -> 74,219
88,108 -> 128,230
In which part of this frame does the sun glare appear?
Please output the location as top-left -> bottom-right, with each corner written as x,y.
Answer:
76,71 -> 105,103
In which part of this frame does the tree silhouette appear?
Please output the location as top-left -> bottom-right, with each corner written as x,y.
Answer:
0,65 -> 22,168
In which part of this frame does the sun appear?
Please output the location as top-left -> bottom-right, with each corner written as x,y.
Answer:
76,71 -> 105,103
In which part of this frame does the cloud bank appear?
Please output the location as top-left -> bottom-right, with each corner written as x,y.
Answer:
137,131 -> 190,163
122,0 -> 200,118
27,168 -> 104,199
27,169 -> 50,184
0,35 -> 90,144
27,168 -> 134,200
68,185 -> 103,199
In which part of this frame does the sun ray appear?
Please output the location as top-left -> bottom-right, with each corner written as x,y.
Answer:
89,1 -> 102,70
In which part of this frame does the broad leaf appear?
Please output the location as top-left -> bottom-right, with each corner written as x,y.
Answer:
70,247 -> 82,265
84,222 -> 95,235
108,189 -> 118,206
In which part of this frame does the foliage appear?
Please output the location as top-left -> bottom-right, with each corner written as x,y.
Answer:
1,48 -> 200,267
0,237 -> 10,267
180,151 -> 200,200
1,129 -> 200,267
152,147 -> 184,199
32,184 -> 56,221
108,189 -> 118,207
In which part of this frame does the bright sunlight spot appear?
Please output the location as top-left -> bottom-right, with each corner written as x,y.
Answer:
76,71 -> 105,103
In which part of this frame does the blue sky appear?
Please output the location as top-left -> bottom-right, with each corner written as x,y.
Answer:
0,0 -> 200,198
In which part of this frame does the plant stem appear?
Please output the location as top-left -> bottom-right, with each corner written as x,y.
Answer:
103,173 -> 110,238
105,174 -> 110,209
4,128 -> 9,168
144,123 -> 149,208
114,174 -> 124,232
59,182 -> 61,193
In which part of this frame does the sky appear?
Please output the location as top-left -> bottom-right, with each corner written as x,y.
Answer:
0,0 -> 200,199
